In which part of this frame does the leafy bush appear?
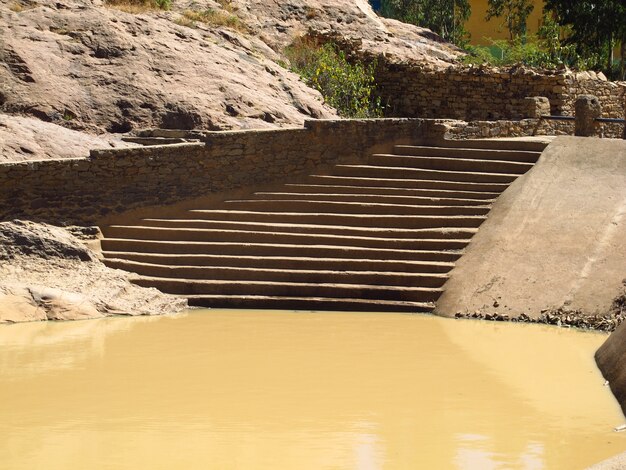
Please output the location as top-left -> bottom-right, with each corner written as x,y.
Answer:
285,39 -> 383,118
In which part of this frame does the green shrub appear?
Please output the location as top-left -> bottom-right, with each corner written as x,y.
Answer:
285,39 -> 383,118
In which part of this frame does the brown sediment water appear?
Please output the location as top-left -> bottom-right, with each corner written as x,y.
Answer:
0,310 -> 624,469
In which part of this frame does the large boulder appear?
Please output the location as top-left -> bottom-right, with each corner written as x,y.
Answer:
0,220 -> 188,323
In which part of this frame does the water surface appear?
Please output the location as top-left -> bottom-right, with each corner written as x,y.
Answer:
0,310 -> 624,469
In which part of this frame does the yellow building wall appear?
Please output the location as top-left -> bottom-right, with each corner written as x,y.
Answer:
465,0 -> 545,45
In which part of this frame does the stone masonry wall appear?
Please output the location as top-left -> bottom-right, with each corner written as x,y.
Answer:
0,119 -> 426,225
443,119 -> 574,139
377,64 -> 625,131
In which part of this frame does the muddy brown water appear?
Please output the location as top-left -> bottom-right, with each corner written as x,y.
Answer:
0,310 -> 624,469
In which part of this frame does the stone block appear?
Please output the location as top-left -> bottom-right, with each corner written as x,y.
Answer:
524,97 -> 551,118
575,95 -> 602,137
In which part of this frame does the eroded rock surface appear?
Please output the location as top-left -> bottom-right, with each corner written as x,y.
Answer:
0,114 -> 137,162
0,220 -> 187,323
0,0 -> 460,161
0,0 -> 337,141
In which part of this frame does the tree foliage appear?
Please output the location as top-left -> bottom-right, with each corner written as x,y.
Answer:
463,11 -> 599,70
543,0 -> 626,78
379,0 -> 471,46
485,0 -> 534,40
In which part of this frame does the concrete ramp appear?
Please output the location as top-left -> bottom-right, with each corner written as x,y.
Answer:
436,136 -> 626,318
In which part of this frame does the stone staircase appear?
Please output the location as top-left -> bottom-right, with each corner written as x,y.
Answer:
100,139 -> 547,312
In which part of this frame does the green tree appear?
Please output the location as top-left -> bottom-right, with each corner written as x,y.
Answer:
379,0 -> 471,46
485,0 -> 535,40
544,0 -> 626,79
462,12 -> 585,69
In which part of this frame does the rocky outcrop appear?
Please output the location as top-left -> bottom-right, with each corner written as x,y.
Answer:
0,0 -> 335,143
0,220 -> 187,323
0,0 -> 460,161
0,114 -> 137,162
595,290 -> 626,414
236,0 -> 461,64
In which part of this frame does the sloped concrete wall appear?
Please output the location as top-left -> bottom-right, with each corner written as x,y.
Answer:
435,136 -> 626,318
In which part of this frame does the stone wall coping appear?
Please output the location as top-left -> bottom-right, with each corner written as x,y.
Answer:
0,157 -> 87,169
198,127 -> 303,137
89,142 -> 206,159
304,118 -> 422,124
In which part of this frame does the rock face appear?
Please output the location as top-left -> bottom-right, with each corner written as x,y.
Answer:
596,303 -> 626,415
237,0 -> 461,64
0,0 -> 460,161
0,219 -> 95,261
0,220 -> 188,323
0,0 -> 335,141
0,114 -> 137,162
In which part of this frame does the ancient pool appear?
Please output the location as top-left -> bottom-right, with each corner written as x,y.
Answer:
0,310 -> 624,469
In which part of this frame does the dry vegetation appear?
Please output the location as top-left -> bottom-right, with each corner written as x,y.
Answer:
104,0 -> 171,13
175,2 -> 248,33
8,1 -> 37,13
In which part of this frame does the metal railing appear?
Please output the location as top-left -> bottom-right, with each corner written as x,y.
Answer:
540,115 -> 575,121
540,116 -> 625,123
539,115 -> 625,139
595,117 -> 626,124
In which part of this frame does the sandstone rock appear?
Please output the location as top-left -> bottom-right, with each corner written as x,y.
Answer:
0,114 -> 137,162
0,220 -> 94,261
29,286 -> 104,321
0,220 -> 188,323
0,0 -> 462,161
0,286 -> 45,323
0,0 -> 335,142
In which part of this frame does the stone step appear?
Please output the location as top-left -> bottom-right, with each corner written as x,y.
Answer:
101,239 -> 462,262
104,259 -> 449,287
182,211 -> 487,228
393,145 -> 542,163
306,175 -> 510,193
185,295 -> 435,312
121,136 -> 194,146
138,219 -> 479,239
436,139 -> 548,152
220,199 -> 490,216
102,226 -> 471,250
281,184 -> 500,199
252,191 -> 493,206
332,165 -> 519,184
98,140 -> 542,313
102,252 -> 455,273
130,276 -> 443,302
369,154 -> 534,174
